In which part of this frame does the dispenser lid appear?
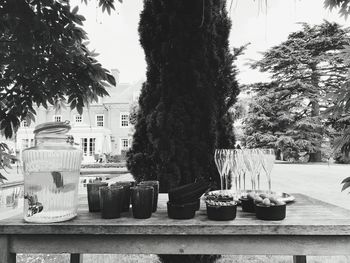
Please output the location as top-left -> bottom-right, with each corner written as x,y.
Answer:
34,121 -> 71,135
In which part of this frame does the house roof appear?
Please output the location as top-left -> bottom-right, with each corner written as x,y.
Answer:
102,81 -> 142,104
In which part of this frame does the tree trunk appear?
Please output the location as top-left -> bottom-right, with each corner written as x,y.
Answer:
308,101 -> 322,162
309,151 -> 322,162
309,66 -> 322,163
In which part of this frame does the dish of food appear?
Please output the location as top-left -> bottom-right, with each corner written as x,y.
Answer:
204,190 -> 295,204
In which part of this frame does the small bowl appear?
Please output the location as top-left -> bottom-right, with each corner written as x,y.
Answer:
255,203 -> 286,221
167,201 -> 197,219
206,202 -> 237,221
205,190 -> 234,202
240,198 -> 255,213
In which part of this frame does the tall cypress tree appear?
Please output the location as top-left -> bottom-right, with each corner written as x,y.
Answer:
127,0 -> 239,193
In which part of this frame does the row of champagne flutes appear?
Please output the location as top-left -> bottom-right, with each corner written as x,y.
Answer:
214,148 -> 275,197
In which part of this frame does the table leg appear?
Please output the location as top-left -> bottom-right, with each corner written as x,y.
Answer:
293,255 -> 307,263
0,235 -> 16,263
70,253 -> 83,263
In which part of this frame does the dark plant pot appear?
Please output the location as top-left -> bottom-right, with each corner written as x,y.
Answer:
168,181 -> 210,204
255,203 -> 286,221
111,182 -> 133,212
240,198 -> 255,213
195,199 -> 200,211
131,185 -> 154,219
206,203 -> 237,221
139,181 -> 159,212
87,182 -> 108,212
167,201 -> 197,219
99,186 -> 124,219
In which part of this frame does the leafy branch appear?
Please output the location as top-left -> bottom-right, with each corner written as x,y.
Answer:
0,143 -> 17,184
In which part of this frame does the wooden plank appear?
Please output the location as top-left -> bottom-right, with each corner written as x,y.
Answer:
293,255 -> 307,263
70,253 -> 83,263
2,194 -> 350,236
9,234 -> 350,255
0,235 -> 16,263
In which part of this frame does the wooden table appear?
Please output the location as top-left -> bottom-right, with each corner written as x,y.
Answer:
1,193 -> 350,263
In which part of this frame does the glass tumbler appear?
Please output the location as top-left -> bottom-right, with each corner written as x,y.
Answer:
131,185 -> 154,219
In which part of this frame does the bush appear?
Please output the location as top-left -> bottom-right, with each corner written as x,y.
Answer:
106,154 -> 126,163
81,163 -> 126,169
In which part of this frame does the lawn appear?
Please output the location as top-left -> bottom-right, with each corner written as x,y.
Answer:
13,163 -> 350,262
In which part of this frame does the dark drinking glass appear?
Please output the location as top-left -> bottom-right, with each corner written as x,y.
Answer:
131,186 -> 154,219
99,185 -> 124,219
111,181 -> 133,212
87,182 -> 108,212
139,180 -> 159,212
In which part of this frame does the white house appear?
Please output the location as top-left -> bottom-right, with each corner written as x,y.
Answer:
12,69 -> 142,163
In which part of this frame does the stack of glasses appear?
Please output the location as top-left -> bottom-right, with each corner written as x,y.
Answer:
214,148 -> 275,198
86,180 -> 159,219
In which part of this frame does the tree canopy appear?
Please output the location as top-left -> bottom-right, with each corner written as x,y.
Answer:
0,0 -> 116,139
127,0 -> 239,192
244,21 -> 350,161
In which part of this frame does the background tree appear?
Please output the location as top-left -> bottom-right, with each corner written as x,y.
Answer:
127,0 -> 239,192
0,0 -> 116,139
250,21 -> 350,162
0,0 -> 117,181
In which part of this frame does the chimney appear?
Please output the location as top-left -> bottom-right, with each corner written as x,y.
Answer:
111,68 -> 120,85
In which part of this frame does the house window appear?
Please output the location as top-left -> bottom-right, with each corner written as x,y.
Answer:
120,113 -> 129,127
22,120 -> 29,127
81,138 -> 96,156
96,115 -> 104,127
22,139 -> 34,149
22,139 -> 29,149
89,138 -> 96,156
53,115 -> 62,122
120,138 -> 131,150
75,115 -> 82,123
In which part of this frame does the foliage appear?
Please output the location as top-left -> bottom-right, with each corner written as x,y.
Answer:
0,0 -> 116,139
341,176 -> 350,192
325,45 -> 350,160
127,0 -> 239,194
105,154 -> 126,163
0,142 -> 16,183
81,0 -> 123,15
245,21 -> 350,162
81,162 -> 127,169
324,0 -> 350,18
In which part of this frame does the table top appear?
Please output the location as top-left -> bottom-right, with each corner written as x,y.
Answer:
1,193 -> 350,236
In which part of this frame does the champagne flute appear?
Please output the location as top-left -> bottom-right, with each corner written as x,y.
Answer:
260,149 -> 275,193
214,149 -> 226,190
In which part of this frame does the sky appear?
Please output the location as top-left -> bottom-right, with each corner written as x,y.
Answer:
71,0 -> 349,84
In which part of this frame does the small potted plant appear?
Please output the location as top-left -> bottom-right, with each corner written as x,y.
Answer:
167,200 -> 198,219
206,199 -> 237,221
254,195 -> 286,221
239,192 -> 256,213
204,191 -> 237,221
